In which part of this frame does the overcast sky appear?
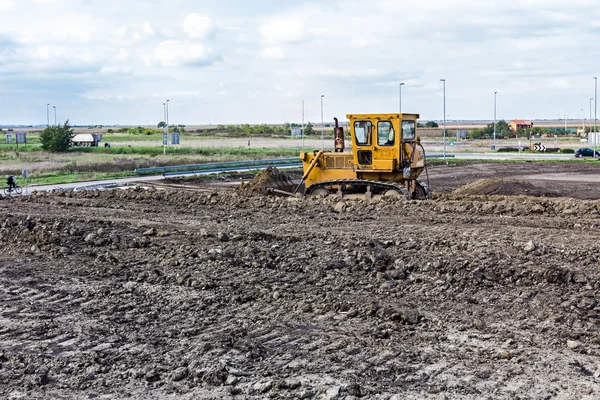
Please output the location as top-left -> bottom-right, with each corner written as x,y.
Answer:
1,0 -> 600,125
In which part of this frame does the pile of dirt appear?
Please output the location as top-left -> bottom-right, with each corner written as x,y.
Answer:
452,178 -> 562,197
238,166 -> 296,196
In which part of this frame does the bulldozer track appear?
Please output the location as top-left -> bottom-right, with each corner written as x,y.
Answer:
305,179 -> 410,197
306,179 -> 432,199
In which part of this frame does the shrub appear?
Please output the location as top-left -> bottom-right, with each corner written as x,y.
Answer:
40,121 -> 74,152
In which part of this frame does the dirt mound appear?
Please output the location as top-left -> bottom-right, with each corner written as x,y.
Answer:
453,178 -> 562,197
238,166 -> 296,195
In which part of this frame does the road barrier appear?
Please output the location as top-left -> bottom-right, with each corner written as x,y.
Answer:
135,158 -> 300,175
137,154 -> 454,177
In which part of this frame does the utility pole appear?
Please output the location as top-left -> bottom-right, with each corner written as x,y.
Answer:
53,106 -> 57,125
46,103 -> 50,126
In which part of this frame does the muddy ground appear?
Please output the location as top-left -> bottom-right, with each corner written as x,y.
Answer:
1,161 -> 600,399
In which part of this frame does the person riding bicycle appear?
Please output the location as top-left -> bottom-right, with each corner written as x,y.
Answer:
6,175 -> 17,191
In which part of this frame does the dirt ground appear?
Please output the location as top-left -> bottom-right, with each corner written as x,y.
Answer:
2,162 -> 600,399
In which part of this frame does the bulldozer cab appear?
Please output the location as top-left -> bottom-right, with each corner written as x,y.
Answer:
346,113 -> 421,172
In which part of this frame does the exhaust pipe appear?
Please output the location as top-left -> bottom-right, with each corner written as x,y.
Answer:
334,117 -> 345,152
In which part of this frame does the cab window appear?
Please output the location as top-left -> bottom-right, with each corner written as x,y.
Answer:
402,120 -> 416,140
377,121 -> 395,146
354,121 -> 372,145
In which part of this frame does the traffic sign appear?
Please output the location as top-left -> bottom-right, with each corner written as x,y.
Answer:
450,141 -> 455,146
22,170 -> 29,179
162,133 -> 168,146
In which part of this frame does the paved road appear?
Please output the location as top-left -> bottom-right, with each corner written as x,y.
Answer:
447,152 -> 576,160
15,152 -> 586,194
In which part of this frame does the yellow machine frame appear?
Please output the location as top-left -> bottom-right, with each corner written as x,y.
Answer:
298,113 -> 427,196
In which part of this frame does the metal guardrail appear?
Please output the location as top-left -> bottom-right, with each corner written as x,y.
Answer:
162,162 -> 302,177
135,157 -> 300,175
138,154 -> 454,175
426,154 -> 455,158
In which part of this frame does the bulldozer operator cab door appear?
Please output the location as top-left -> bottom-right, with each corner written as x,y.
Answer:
350,115 -> 398,171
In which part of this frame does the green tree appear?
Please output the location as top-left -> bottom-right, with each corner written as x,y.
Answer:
425,121 -> 439,128
282,122 -> 291,134
304,122 -> 314,135
40,120 -> 74,152
157,121 -> 166,128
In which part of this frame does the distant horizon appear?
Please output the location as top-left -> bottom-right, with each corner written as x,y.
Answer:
0,117 -> 596,129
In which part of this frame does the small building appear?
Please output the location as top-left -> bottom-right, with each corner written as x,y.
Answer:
509,120 -> 533,132
456,129 -> 467,139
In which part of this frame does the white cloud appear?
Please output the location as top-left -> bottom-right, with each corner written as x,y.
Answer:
259,17 -> 306,45
0,0 -> 14,11
183,13 -> 216,40
259,46 -> 284,59
151,40 -> 220,67
100,66 -> 134,75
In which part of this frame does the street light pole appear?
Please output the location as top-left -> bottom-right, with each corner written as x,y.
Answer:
582,108 -> 585,137
163,102 -> 167,155
302,100 -> 305,149
440,79 -> 446,161
493,91 -> 497,150
595,77 -> 598,157
399,83 -> 404,115
320,95 -> 325,151
53,106 -> 57,126
166,99 -> 170,151
46,103 -> 50,126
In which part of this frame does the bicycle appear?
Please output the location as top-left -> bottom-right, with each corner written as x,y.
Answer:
3,185 -> 22,195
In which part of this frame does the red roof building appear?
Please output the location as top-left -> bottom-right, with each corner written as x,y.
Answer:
509,120 -> 533,132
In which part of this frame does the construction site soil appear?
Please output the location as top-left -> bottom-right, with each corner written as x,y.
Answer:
2,161 -> 600,399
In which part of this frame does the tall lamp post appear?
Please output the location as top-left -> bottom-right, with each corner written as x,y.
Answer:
440,79 -> 446,161
301,100 -> 305,149
46,103 -> 50,126
582,108 -> 585,137
53,106 -> 57,126
320,95 -> 325,151
595,77 -> 598,157
493,91 -> 497,150
166,99 -> 170,149
162,102 -> 167,155
399,83 -> 405,115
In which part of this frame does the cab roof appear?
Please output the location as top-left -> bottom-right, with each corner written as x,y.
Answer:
346,113 -> 420,120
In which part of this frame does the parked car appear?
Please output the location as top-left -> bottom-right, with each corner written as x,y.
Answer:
574,148 -> 600,158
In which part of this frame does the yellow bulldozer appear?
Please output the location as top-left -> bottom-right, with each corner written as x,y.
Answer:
294,113 -> 431,199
